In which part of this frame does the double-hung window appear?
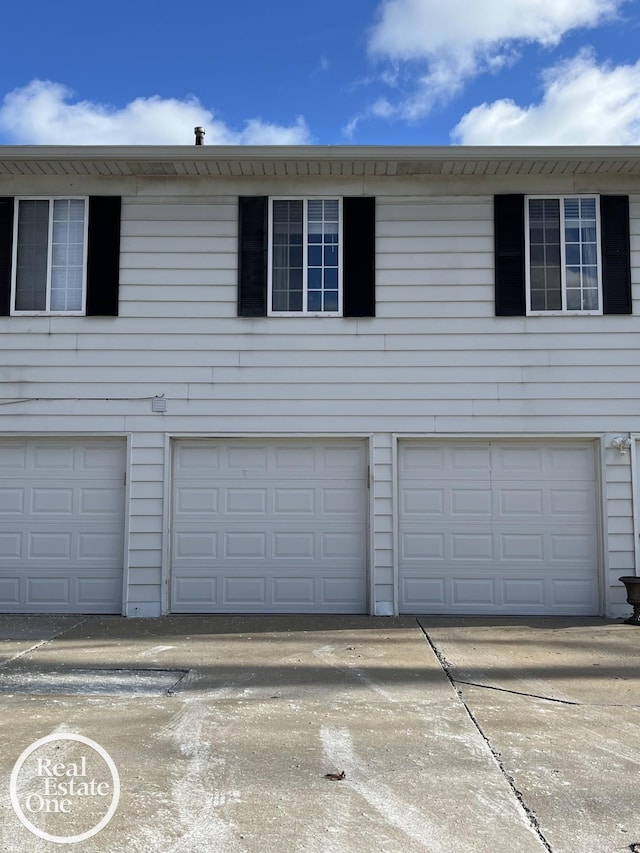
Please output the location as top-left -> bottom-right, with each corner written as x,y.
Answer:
12,197 -> 87,314
269,198 -> 341,315
526,195 -> 601,314
238,195 -> 375,318
495,193 -> 631,317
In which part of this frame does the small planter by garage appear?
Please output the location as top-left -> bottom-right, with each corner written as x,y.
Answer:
619,576 -> 640,625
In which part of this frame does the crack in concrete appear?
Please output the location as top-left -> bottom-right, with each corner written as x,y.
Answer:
417,621 -> 554,853
0,617 -> 89,669
452,678 -> 640,708
452,679 -> 581,706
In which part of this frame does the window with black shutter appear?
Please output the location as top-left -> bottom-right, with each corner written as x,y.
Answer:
0,195 -> 121,317
238,195 -> 375,318
495,193 -> 631,316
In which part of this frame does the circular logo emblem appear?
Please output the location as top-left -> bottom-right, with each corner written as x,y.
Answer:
10,733 -> 120,844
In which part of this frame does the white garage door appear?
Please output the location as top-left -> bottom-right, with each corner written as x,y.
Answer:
399,441 -> 599,615
171,440 -> 368,613
0,439 -> 126,613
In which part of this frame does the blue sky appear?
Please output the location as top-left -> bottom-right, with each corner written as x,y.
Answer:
1,0 -> 640,146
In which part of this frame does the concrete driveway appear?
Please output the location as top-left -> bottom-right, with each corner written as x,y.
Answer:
0,615 -> 638,852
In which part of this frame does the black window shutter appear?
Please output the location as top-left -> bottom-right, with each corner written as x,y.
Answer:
86,196 -> 121,316
601,195 -> 631,315
343,196 -> 375,317
238,196 -> 268,317
0,197 -> 14,316
494,194 -> 525,316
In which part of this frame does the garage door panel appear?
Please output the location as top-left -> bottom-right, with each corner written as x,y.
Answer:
399,440 -> 599,615
323,530 -> 365,559
174,531 -> 218,560
31,487 -> 74,515
321,576 -> 365,605
273,532 -> 315,559
0,443 -> 27,470
403,577 -> 446,606
401,532 -> 446,560
551,578 -> 598,606
275,488 -> 315,514
225,532 -> 268,559
77,576 -> 122,605
79,444 -> 126,472
0,577 -> 20,603
174,576 -> 218,605
503,578 -> 546,606
171,439 -> 368,613
321,487 -> 363,516
452,577 -> 496,606
0,489 -> 24,513
550,532 -> 597,561
225,576 -> 267,605
273,577 -> 315,605
28,532 -> 73,559
77,531 -> 124,561
401,488 -> 445,517
174,487 -> 219,516
451,533 -> 494,560
32,445 -> 76,472
451,488 -> 492,516
174,444 -> 222,475
497,489 -> 544,517
549,446 -> 596,476
0,534 -> 22,558
79,488 -> 123,516
548,488 -> 594,516
27,577 -> 71,604
226,488 -> 268,515
499,532 -> 545,560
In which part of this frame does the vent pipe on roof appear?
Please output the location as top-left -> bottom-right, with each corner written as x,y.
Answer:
194,126 -> 205,145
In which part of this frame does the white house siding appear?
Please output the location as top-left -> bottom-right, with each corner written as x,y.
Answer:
126,433 -> 166,616
604,437 -> 637,618
0,168 -> 639,615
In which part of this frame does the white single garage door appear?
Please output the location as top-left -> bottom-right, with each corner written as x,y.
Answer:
399,440 -> 599,615
0,439 -> 126,614
171,439 -> 368,613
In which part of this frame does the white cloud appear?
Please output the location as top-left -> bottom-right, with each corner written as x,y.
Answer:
453,51 -> 640,144
0,80 -> 312,145
367,0 -> 624,118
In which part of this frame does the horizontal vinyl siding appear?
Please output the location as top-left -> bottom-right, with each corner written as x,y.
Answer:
1,191 -> 638,434
604,439 -> 636,616
126,432 -> 165,616
372,433 -> 394,614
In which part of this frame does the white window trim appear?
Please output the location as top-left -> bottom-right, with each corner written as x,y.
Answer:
11,196 -> 89,316
525,194 -> 603,317
267,196 -> 343,317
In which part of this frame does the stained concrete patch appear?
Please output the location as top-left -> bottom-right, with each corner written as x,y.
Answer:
0,668 -> 188,695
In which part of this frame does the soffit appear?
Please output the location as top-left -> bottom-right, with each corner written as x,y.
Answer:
0,145 -> 639,178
